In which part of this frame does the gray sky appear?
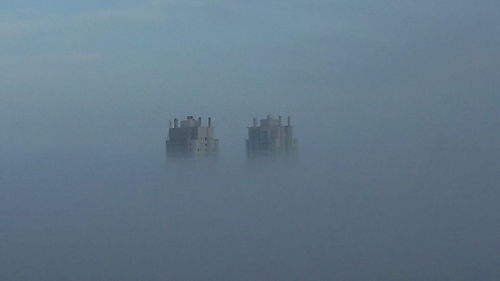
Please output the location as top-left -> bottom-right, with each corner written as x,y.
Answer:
1,1 -> 499,280
2,0 -> 498,156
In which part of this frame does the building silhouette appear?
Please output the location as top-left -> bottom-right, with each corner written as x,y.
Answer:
246,115 -> 297,157
166,116 -> 218,157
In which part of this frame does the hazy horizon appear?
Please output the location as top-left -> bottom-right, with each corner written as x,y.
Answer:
1,1 -> 499,280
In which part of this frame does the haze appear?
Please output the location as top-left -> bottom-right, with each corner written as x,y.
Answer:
1,1 -> 499,280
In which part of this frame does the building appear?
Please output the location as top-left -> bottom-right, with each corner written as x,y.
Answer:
246,115 -> 297,157
166,116 -> 218,157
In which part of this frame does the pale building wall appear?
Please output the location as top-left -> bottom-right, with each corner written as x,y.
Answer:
247,115 -> 297,156
166,116 -> 218,157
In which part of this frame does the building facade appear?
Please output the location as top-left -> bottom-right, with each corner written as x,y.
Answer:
246,115 -> 297,157
166,116 -> 218,157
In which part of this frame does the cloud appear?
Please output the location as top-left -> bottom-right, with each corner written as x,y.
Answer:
0,16 -> 53,36
61,52 -> 102,63
0,2 -> 171,73
76,6 -> 166,25
0,3 -> 166,38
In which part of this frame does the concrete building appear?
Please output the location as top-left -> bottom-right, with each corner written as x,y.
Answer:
246,115 -> 297,157
166,116 -> 218,157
